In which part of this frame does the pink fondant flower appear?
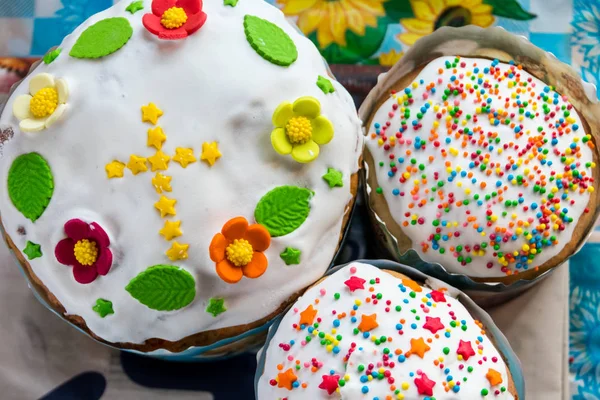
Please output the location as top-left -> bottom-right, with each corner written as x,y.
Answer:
54,219 -> 113,284
142,0 -> 207,40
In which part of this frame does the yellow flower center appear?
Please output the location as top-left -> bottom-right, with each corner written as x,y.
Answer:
30,87 -> 58,118
161,7 -> 188,29
73,239 -> 98,266
285,116 -> 313,144
225,239 -> 254,267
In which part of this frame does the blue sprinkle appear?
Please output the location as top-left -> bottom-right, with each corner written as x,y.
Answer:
398,354 -> 406,362
496,180 -> 502,187
393,189 -> 400,196
333,319 -> 340,327
573,124 -> 579,131
411,323 -> 417,329
361,386 -> 369,394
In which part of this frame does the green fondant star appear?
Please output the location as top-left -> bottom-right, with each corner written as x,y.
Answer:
224,0 -> 239,6
322,168 -> 343,188
125,0 -> 144,14
43,48 -> 61,65
317,75 -> 335,94
23,241 -> 42,260
206,297 -> 227,317
93,299 -> 114,318
280,247 -> 301,265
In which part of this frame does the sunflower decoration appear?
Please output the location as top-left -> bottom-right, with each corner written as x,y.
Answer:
399,0 -> 494,46
277,0 -> 387,49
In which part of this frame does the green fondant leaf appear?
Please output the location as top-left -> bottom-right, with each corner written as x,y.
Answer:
43,48 -> 61,64
7,153 -> 54,222
243,15 -> 298,67
125,265 -> 196,311
254,186 -> 313,237
70,17 -> 133,59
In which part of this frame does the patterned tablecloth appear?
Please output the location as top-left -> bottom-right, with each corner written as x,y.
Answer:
0,0 -> 599,399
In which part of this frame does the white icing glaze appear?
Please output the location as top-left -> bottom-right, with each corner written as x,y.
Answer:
0,0 -> 362,345
257,262 -> 514,399
365,56 -> 595,278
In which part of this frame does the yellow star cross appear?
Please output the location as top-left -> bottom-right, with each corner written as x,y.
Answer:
141,102 -> 163,125
200,141 -> 222,166
152,172 -> 172,194
154,195 -> 177,218
159,220 -> 182,240
147,126 -> 166,150
148,150 -> 171,171
127,155 -> 148,175
173,147 -> 197,168
166,241 -> 189,261
105,160 -> 125,178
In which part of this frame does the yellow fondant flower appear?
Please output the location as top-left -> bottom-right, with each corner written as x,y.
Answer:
271,96 -> 334,163
12,73 -> 69,133
399,0 -> 494,46
278,0 -> 386,49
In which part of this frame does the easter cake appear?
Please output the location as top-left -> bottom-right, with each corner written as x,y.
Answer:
0,0 -> 362,354
256,261 -> 519,399
364,55 -> 599,283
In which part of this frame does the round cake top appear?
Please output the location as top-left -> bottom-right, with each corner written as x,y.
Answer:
0,0 -> 362,348
366,56 -> 596,278
256,262 -> 514,399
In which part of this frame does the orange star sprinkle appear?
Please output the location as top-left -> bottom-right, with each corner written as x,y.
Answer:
401,278 -> 422,292
486,368 -> 503,386
277,368 -> 297,390
409,337 -> 430,358
358,313 -> 379,332
299,304 -> 317,326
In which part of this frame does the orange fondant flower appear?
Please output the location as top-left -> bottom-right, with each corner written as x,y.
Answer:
209,217 -> 271,284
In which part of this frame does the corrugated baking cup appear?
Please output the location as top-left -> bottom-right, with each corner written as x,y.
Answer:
359,26 -> 600,307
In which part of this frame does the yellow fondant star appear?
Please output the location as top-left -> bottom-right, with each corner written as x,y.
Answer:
166,241 -> 189,261
147,126 -> 167,149
154,195 -> 177,218
152,172 -> 172,194
173,147 -> 197,168
200,141 -> 222,166
141,102 -> 163,125
127,155 -> 148,175
159,220 -> 182,240
105,161 -> 125,178
148,150 -> 171,171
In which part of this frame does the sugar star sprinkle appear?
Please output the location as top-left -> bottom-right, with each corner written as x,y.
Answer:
23,241 -> 42,260
173,147 -> 197,168
154,195 -> 177,217
141,102 -> 163,125
147,126 -> 166,149
93,298 -> 114,318
322,167 -> 343,188
200,141 -> 222,166
152,173 -> 172,193
206,297 -> 227,317
316,75 -> 335,94
125,0 -> 144,14
280,247 -> 301,265
105,160 -> 125,178
166,241 -> 189,261
159,220 -> 182,240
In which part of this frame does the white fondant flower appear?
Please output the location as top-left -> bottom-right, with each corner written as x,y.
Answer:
12,73 -> 69,133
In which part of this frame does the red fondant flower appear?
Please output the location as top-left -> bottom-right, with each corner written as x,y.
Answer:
54,219 -> 113,284
142,0 -> 207,40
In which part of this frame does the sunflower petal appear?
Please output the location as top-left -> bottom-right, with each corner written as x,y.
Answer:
281,0 -> 319,15
291,140 -> 320,163
29,73 -> 55,95
340,2 -> 365,35
400,18 -> 434,35
12,94 -> 33,121
471,14 -> 494,27
429,0 -> 445,14
397,32 -> 424,46
471,4 -> 493,14
293,96 -> 321,118
272,101 -> 293,127
317,14 -> 335,48
410,0 -> 437,21
297,9 -> 324,35
311,115 -> 334,145
271,128 -> 293,155
329,3 -> 347,46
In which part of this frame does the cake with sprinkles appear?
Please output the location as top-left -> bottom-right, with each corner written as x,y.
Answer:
0,0 -> 362,355
364,55 -> 599,282
256,261 -> 518,399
